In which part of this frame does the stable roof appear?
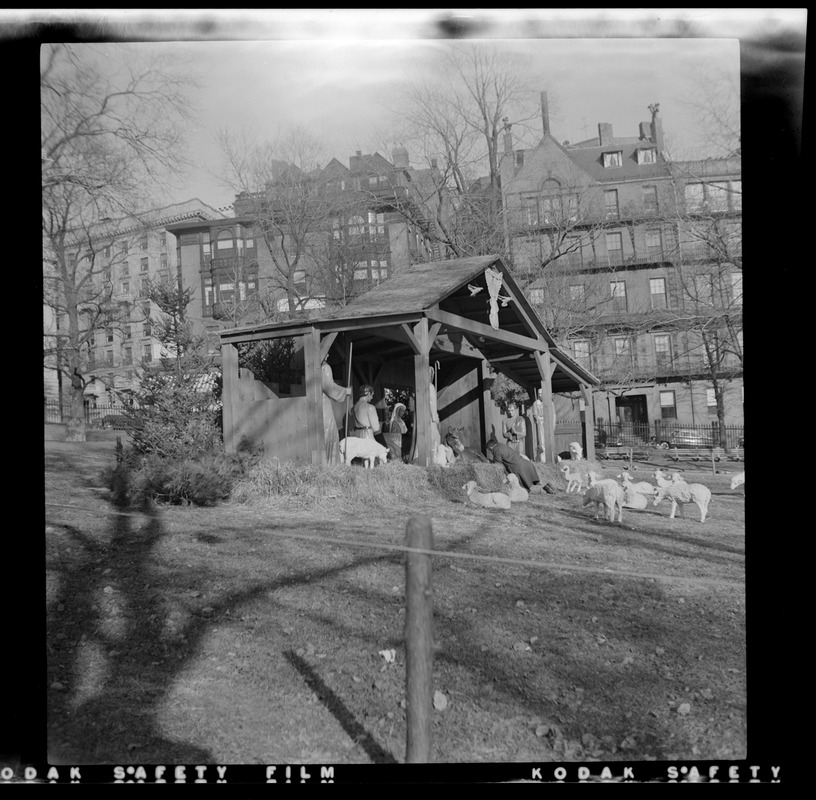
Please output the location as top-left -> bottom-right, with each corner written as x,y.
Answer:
220,255 -> 598,395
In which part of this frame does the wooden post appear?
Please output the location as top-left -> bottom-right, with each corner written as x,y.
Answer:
581,384 -> 596,462
533,351 -> 557,464
303,329 -> 325,466
711,448 -> 716,475
413,319 -> 431,466
221,342 -> 238,454
405,515 -> 433,763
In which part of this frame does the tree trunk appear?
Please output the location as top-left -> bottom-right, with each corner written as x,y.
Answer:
65,381 -> 87,442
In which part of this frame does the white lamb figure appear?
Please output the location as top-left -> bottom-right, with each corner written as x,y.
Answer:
621,483 -> 648,510
462,480 -> 511,510
582,474 -> 625,523
653,481 -> 712,523
653,467 -> 682,488
617,472 -> 655,496
560,463 -> 583,493
338,437 -> 389,468
730,471 -> 745,491
502,472 -> 529,502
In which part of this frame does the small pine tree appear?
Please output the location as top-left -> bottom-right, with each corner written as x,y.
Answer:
126,277 -> 222,460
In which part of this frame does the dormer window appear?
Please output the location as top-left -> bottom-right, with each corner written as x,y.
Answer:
637,148 -> 657,165
602,151 -> 623,168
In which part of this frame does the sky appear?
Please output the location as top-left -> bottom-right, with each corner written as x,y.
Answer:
27,8 -> 806,212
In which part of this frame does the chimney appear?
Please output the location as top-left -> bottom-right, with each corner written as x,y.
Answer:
502,117 -> 513,153
430,157 -> 438,170
540,91 -> 550,136
391,144 -> 409,169
649,103 -> 664,154
598,123 -> 613,146
639,121 -> 651,140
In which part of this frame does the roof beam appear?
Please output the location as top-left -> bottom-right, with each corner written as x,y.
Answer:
425,307 -> 546,353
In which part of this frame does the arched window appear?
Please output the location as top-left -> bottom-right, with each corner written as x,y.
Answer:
216,230 -> 234,251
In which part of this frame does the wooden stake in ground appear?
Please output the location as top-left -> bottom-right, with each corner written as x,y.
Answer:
404,515 -> 433,763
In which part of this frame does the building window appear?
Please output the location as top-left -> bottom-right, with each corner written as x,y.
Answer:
684,183 -> 706,212
140,257 -> 149,273
203,240 -> 211,256
103,270 -> 111,284
569,284 -> 585,304
707,182 -> 730,212
216,230 -> 234,250
706,388 -> 718,415
529,288 -> 545,304
368,211 -> 385,236
104,245 -> 111,260
602,151 -> 623,168
730,180 -> 742,211
562,238 -> 583,268
637,147 -> 657,165
649,277 -> 667,309
159,233 -> 167,249
731,272 -> 743,306
121,262 -> 129,276
522,196 -> 539,227
693,273 -> 713,305
642,185 -> 658,213
645,228 -> 663,260
606,232 -> 624,265
143,344 -> 152,363
515,151 -> 525,167
349,215 -> 365,236
106,329 -> 114,343
610,280 -> 627,312
121,241 -> 129,255
614,337 -> 634,366
143,320 -> 152,337
654,334 -> 672,369
659,390 -> 677,419
123,346 -> 132,365
246,237 -> 255,250
573,340 -> 591,369
139,233 -> 148,251
122,280 -> 130,294
106,350 -> 115,366
124,325 -> 132,340
160,255 -> 168,270
604,189 -> 619,219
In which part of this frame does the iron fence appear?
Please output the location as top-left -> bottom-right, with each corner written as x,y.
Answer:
594,419 -> 744,451
44,400 -> 133,429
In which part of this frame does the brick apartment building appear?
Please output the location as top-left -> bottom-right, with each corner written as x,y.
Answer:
165,147 -> 446,344
500,95 -> 743,436
43,199 -> 221,408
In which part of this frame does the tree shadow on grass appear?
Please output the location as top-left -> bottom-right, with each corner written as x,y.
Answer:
283,651 -> 398,764
46,467 -> 410,764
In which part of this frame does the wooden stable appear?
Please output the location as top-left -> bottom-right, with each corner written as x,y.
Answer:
218,255 -> 599,466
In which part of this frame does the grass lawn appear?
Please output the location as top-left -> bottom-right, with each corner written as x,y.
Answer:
44,440 -> 747,766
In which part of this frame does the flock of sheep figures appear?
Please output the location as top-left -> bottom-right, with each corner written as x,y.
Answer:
337,430 -> 744,524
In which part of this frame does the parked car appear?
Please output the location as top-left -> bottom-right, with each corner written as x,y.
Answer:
664,428 -> 715,449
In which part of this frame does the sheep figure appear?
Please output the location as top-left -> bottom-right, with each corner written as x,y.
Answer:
653,467 -> 682,488
730,471 -> 745,491
560,463 -> 583,493
621,483 -> 649,509
462,480 -> 511,510
502,472 -> 529,502
582,474 -> 625,523
617,472 -> 655,496
653,481 -> 712,523
338,437 -> 389,468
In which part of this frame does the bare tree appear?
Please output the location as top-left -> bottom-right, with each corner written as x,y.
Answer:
382,43 -> 540,259
42,43 -> 195,440
216,127 -> 369,315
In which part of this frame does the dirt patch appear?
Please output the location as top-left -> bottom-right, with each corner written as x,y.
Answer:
44,441 -> 747,766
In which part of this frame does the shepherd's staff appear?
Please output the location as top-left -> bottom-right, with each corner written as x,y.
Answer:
344,341 -> 354,438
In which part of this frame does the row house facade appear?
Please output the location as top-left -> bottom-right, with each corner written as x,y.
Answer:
166,147 -> 446,346
43,199 -> 221,407
501,96 -> 743,433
